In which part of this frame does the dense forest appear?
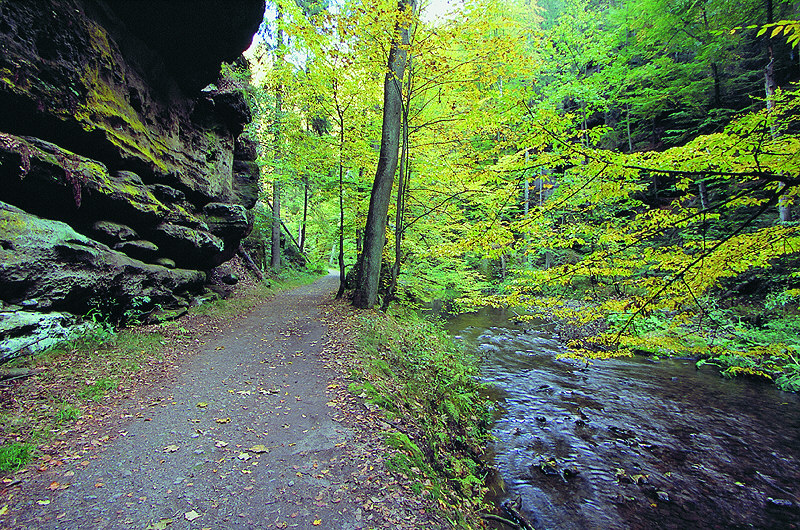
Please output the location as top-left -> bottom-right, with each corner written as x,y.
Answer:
237,0 -> 800,390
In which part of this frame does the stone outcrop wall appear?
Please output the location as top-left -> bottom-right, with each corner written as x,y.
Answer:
0,0 -> 265,360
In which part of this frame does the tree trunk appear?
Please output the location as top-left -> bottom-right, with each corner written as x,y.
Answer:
336,120 -> 346,298
271,6 -> 285,271
352,0 -> 415,309
299,175 -> 308,253
764,0 -> 791,222
271,181 -> 281,270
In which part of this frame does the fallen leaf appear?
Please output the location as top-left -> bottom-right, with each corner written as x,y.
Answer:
237,452 -> 251,461
214,440 -> 228,448
248,445 -> 268,454
313,520 -> 322,526
215,418 -> 231,424
0,504 -> 7,515
36,500 -> 50,505
197,402 -> 208,408
164,445 -> 179,453
146,518 -> 173,530
48,481 -> 61,490
184,510 -> 201,521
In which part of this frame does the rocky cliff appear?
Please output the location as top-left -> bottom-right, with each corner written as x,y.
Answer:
0,0 -> 265,360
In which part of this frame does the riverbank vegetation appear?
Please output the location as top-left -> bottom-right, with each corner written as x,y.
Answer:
351,307 -> 494,527
240,0 -> 799,391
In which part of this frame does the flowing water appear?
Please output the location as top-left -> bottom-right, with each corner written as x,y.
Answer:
445,308 -> 800,530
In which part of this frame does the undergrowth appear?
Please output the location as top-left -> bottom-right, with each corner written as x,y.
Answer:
351,306 -> 494,528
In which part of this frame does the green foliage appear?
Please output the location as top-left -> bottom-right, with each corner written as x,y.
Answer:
0,442 -> 33,473
775,354 -> 800,392
353,305 -> 493,521
55,405 -> 82,423
78,377 -> 118,402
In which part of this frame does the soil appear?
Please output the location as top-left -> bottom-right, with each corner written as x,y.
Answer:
0,274 -> 447,529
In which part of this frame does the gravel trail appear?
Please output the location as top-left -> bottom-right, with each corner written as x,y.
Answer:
8,275 -> 405,530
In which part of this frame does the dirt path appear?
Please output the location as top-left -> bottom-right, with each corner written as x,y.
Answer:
6,275 -> 440,529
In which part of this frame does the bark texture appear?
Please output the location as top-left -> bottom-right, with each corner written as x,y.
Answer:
352,0 -> 415,308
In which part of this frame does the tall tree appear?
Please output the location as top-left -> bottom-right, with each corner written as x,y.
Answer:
353,0 -> 416,308
271,3 -> 286,271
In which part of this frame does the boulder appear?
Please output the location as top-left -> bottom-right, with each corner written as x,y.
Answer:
0,201 -> 204,316
203,202 -> 251,239
103,0 -> 265,94
0,0 -> 262,203
92,221 -> 139,243
0,0 -> 264,359
151,222 -> 225,269
233,159 -> 260,209
0,311 -> 88,362
113,239 -> 159,261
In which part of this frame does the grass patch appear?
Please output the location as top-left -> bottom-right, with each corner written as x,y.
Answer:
78,377 -> 118,401
54,405 -> 82,423
351,305 -> 493,527
0,327 -> 160,454
0,442 -> 33,472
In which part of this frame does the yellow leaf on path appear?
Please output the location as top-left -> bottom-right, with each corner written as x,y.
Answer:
0,504 -> 7,515
215,417 -> 231,424
248,445 -> 269,454
37,499 -> 50,505
164,445 -> 179,453
313,520 -> 322,526
184,510 -> 201,521
146,518 -> 173,530
197,402 -> 208,408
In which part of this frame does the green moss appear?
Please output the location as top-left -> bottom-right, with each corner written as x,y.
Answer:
74,66 -> 171,174
0,214 -> 27,237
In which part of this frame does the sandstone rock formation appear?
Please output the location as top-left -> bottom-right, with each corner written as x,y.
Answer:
0,0 -> 265,360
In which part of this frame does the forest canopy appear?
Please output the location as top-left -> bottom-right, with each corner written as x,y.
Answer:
240,0 -> 800,390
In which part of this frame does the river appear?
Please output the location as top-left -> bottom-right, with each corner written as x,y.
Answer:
444,308 -> 800,529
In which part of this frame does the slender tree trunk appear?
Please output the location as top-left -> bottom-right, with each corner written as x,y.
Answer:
384,54 -> 414,311
336,113 -> 346,298
764,0 -> 791,222
626,104 -> 633,152
353,0 -> 415,309
299,175 -> 308,253
271,6 -> 285,271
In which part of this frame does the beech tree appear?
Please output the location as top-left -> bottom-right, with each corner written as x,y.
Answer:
353,0 -> 417,308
